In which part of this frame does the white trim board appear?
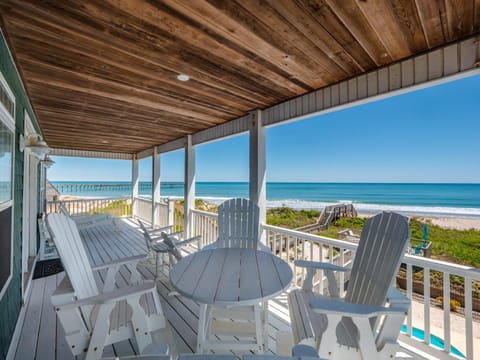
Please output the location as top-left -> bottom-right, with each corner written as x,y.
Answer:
50,148 -> 133,160
0,67 -> 16,301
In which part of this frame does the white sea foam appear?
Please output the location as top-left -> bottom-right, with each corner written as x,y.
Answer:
193,197 -> 480,219
66,194 -> 480,219
265,199 -> 480,218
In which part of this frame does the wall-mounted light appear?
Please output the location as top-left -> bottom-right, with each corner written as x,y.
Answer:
41,155 -> 55,168
19,134 -> 50,159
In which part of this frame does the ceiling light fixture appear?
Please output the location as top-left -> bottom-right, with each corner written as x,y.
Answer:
41,155 -> 55,168
177,74 -> 190,82
19,134 -> 50,159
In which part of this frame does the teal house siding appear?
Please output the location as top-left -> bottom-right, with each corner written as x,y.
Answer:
0,30 -> 40,359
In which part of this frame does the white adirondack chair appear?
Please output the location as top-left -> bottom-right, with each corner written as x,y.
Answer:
288,211 -> 411,360
204,197 -> 269,251
138,219 -> 201,276
47,213 -> 167,360
201,198 -> 270,351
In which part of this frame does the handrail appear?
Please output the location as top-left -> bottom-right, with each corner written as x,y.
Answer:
191,208 -> 218,218
263,223 -> 480,280
47,197 -> 132,217
262,223 -> 357,251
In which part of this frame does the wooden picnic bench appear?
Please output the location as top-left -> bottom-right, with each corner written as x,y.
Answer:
77,217 -> 149,291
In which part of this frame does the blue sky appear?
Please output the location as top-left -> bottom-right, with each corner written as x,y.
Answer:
49,74 -> 480,183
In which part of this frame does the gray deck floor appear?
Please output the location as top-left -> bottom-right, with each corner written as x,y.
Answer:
10,219 -> 426,360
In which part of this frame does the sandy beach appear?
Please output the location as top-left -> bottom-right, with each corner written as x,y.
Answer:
417,216 -> 480,231
357,212 -> 480,231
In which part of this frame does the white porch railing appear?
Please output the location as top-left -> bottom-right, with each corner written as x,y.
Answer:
154,201 -> 169,228
262,224 -> 479,360
191,209 -> 219,247
135,197 -> 153,223
47,197 -> 132,217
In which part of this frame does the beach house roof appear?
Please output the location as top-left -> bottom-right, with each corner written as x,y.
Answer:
0,1 -> 479,154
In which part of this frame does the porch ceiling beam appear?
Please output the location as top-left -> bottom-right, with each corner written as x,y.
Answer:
50,148 -> 132,160
155,137 -> 187,156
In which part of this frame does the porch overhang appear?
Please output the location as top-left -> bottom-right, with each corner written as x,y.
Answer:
0,1 -> 479,155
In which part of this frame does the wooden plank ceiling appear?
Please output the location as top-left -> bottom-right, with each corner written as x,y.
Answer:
1,0 -> 479,153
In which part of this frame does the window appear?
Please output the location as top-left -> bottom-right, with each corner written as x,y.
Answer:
0,71 -> 15,299
0,121 -> 13,204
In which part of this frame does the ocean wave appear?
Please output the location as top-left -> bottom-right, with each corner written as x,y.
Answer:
265,199 -> 480,218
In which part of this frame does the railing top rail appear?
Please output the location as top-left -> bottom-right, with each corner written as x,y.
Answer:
135,196 -> 152,201
155,201 -> 169,206
262,223 -> 357,251
191,208 -> 219,218
261,223 -> 480,280
48,197 -> 130,204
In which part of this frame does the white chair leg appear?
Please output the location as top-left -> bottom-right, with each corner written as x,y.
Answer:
254,304 -> 264,353
197,304 -> 209,353
86,303 -> 114,360
262,301 -> 269,351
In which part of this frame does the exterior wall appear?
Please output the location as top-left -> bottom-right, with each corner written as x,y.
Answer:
0,31 -> 40,359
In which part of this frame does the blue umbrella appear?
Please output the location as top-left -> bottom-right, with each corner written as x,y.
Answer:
423,224 -> 428,240
422,224 -> 428,247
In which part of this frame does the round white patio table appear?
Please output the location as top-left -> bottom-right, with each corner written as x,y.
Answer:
170,248 -> 293,353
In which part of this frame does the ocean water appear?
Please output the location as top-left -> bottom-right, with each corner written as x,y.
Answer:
51,181 -> 480,218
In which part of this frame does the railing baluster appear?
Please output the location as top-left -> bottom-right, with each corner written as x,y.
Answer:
339,248 -> 345,297
443,272 -> 451,354
465,276 -> 473,360
424,267 -> 430,345
293,237 -> 298,284
406,263 -> 413,336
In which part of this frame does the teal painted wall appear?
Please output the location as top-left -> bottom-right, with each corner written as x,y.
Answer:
0,30 -> 40,359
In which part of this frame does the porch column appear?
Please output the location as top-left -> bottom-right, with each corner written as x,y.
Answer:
132,155 -> 139,218
152,147 -> 161,227
184,135 -> 195,237
249,110 -> 266,243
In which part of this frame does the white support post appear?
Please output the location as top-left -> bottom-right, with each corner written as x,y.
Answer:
132,155 -> 139,218
184,135 -> 196,237
249,109 -> 266,243
167,198 -> 174,228
152,147 -> 160,227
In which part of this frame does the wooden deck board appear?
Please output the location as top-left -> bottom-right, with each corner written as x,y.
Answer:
36,275 -> 58,360
14,275 -> 46,360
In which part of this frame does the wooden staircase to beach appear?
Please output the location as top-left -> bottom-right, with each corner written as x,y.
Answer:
296,203 -> 357,233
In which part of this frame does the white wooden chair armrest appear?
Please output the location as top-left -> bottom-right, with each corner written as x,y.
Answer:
55,281 -> 157,310
292,344 -> 320,358
175,235 -> 201,248
147,225 -> 174,235
91,254 -> 146,270
386,287 -> 411,307
295,260 -> 350,295
294,260 -> 350,272
309,297 -> 406,318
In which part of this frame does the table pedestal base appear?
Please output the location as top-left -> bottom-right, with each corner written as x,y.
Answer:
197,301 -> 269,354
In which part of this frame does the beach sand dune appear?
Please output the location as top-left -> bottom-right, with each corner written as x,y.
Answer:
417,217 -> 480,231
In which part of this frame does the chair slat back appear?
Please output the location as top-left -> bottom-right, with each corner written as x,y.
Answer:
47,213 -> 99,299
217,198 -> 259,248
346,211 -> 409,306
